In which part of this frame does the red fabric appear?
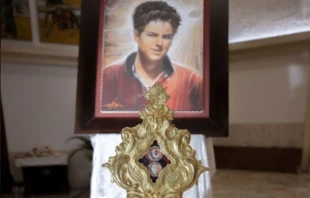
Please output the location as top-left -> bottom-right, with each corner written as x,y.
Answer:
101,63 -> 203,111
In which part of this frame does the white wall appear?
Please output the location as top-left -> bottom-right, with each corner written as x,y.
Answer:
230,47 -> 310,123
2,44 -> 309,152
1,62 -> 78,152
1,0 -> 310,153
229,0 -> 310,42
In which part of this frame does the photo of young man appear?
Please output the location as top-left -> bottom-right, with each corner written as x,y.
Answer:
101,0 -> 204,112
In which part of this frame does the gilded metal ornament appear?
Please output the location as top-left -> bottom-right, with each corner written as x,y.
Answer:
103,83 -> 208,198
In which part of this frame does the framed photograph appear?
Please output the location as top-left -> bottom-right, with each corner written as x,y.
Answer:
36,0 -> 81,45
1,0 -> 32,41
75,0 -> 228,136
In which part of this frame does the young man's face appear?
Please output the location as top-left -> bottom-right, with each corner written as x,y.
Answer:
134,20 -> 174,63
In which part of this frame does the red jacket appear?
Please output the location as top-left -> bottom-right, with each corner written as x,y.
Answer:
101,53 -> 203,111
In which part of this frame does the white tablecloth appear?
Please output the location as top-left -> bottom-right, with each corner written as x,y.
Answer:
90,134 -> 216,198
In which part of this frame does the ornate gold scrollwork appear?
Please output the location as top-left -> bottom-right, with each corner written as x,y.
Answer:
103,84 -> 208,198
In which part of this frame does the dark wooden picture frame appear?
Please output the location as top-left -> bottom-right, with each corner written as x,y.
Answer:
75,0 -> 228,136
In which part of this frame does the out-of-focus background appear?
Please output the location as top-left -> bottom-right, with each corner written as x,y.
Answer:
1,0 -> 309,197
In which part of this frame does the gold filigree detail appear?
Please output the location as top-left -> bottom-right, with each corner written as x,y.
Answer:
103,83 -> 208,197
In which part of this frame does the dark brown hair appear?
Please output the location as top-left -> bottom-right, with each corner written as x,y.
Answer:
133,1 -> 181,35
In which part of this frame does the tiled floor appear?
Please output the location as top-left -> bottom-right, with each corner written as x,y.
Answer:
2,169 -> 309,198
212,169 -> 310,198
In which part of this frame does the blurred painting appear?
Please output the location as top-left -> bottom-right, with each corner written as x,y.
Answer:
1,0 -> 32,40
97,0 -> 205,113
36,0 -> 81,45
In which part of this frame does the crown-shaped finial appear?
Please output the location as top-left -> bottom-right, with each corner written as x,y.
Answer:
139,84 -> 173,129
145,83 -> 170,105
103,83 -> 208,198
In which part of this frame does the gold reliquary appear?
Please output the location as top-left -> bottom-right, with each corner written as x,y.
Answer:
103,84 -> 208,198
